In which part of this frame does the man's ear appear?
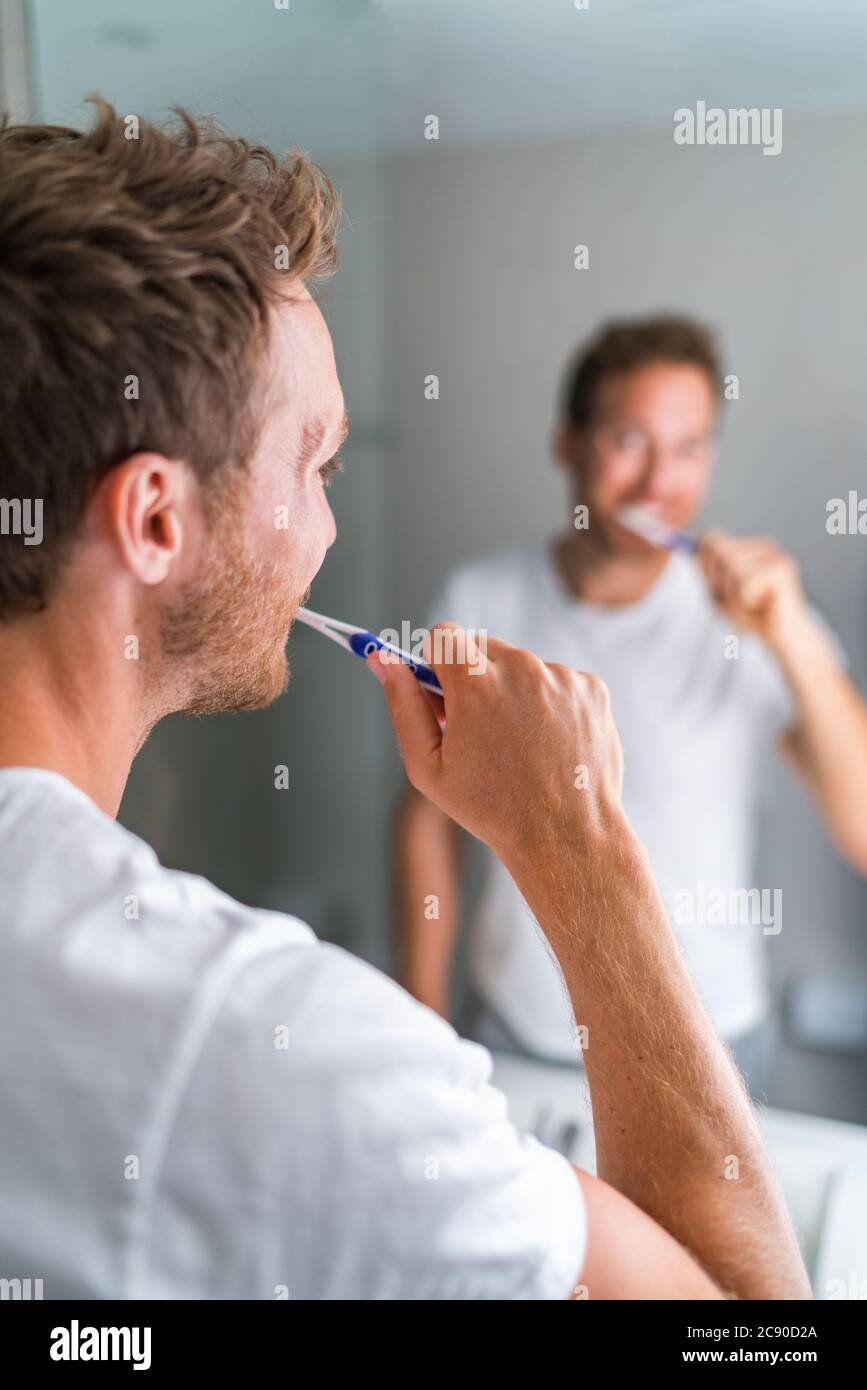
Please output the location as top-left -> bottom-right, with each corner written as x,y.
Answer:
551,421 -> 581,471
98,452 -> 190,586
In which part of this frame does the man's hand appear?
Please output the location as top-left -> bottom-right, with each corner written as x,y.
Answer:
368,624 -> 625,869
697,529 -> 811,656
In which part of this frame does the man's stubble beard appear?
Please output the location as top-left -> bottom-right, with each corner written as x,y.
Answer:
158,497 -> 308,718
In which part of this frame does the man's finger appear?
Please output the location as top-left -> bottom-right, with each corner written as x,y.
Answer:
367,651 -> 443,789
419,625 -> 494,695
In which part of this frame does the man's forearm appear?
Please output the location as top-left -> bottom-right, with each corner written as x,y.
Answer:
395,793 -> 462,1015
505,813 -> 811,1300
774,615 -> 867,871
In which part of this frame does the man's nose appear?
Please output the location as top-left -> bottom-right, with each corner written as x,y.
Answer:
639,449 -> 679,496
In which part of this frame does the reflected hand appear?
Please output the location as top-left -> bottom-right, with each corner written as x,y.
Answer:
697,529 -> 810,655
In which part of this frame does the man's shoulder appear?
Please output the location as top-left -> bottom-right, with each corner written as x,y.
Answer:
427,545 -> 544,631
209,929 -> 484,1090
0,766 -> 316,980
441,544 -> 543,591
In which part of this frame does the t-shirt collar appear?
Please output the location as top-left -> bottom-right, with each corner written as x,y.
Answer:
538,535 -> 689,628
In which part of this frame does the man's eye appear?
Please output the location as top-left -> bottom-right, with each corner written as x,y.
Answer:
319,453 -> 344,486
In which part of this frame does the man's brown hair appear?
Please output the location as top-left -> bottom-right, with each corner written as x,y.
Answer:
559,313 -> 723,431
0,97 -> 340,621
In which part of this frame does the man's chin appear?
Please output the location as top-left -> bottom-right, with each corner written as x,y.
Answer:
612,524 -> 657,556
180,644 -> 290,717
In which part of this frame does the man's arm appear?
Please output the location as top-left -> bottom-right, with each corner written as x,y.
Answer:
368,631 -> 812,1300
507,807 -> 808,1300
775,622 -> 867,872
574,1170 -> 724,1299
699,530 -> 867,873
394,786 -> 463,1016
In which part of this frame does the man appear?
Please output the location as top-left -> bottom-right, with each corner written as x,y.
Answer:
397,317 -> 867,1094
0,103 -> 809,1299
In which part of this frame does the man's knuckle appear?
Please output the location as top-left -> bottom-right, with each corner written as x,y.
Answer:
577,670 -> 609,702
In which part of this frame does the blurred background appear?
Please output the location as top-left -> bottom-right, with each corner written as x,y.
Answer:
2,0 -> 866,1125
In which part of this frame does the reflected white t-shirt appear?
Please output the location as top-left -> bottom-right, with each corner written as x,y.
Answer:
426,544 -> 839,1059
0,767 -> 585,1300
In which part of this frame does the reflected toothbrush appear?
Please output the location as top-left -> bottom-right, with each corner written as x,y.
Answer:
617,505 -> 699,554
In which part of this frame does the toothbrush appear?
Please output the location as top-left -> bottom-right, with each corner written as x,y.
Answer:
617,505 -> 699,554
294,606 -> 444,697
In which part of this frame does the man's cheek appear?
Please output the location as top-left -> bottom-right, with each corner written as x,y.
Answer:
266,487 -> 309,550
591,458 -> 636,497
678,473 -> 711,514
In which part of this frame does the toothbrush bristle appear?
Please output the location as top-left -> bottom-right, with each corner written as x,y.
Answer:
617,506 -> 686,549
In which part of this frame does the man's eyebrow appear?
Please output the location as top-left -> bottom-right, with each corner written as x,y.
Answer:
297,411 -> 350,464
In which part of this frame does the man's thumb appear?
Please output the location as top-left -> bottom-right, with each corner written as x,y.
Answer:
366,650 -> 442,785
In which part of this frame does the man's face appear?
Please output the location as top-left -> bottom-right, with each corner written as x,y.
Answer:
562,362 -> 717,553
161,285 -> 344,716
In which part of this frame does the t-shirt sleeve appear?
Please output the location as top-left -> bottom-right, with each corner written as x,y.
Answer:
160,933 -> 587,1301
423,562 -> 488,636
296,946 -> 587,1300
334,995 -> 586,1298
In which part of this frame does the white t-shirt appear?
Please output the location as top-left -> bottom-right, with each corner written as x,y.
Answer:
0,767 -> 586,1300
426,543 -> 838,1059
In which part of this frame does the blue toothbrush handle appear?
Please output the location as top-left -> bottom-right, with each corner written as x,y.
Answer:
349,631 -> 443,694
670,534 -> 699,555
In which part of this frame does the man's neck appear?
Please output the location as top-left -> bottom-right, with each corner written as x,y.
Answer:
0,608 -> 154,818
553,526 -> 670,606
